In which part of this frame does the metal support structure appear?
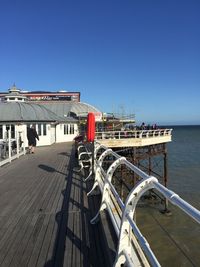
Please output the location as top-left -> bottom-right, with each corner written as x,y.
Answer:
163,143 -> 170,213
164,143 -> 168,187
118,143 -> 170,210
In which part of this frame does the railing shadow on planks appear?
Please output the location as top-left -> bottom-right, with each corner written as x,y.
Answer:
76,142 -> 200,267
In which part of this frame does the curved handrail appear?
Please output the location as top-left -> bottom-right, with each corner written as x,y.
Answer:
79,142 -> 200,267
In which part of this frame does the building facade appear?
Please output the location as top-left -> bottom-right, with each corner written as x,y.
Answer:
0,84 -> 80,102
0,85 -> 102,147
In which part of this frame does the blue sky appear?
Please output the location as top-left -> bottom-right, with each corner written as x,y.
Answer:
0,0 -> 199,125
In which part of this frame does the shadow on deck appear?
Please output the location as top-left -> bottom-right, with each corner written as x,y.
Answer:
0,142 -> 116,267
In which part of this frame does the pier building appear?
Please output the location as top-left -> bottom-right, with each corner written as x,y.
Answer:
0,84 -> 172,191
0,84 -> 173,189
0,84 -> 101,147
0,84 -> 80,102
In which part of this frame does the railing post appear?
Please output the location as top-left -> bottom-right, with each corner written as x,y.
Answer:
8,130 -> 11,162
91,141 -> 95,176
161,143 -> 171,214
22,130 -> 26,154
16,131 -> 19,158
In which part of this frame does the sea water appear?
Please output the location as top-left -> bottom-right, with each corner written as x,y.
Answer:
136,125 -> 200,267
168,125 -> 200,210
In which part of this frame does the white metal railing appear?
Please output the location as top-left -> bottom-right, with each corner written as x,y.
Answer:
78,142 -> 200,267
95,129 -> 172,140
75,143 -> 93,181
0,130 -> 26,167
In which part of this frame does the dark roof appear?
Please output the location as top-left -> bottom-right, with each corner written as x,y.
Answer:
39,101 -> 101,118
0,102 -> 76,123
0,100 -> 101,123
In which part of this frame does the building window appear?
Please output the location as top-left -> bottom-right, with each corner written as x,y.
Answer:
36,123 -> 47,136
38,124 -> 42,136
11,125 -> 15,138
64,124 -> 75,135
70,124 -> 74,134
43,124 -> 47,136
64,124 -> 68,135
6,125 -> 15,139
0,125 -> 2,139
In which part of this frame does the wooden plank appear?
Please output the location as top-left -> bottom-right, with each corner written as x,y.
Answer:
19,214 -> 46,266
36,214 -> 57,267
3,214 -> 39,267
36,159 -> 69,266
51,155 -> 74,266
27,213 -> 51,267
0,143 -> 118,267
44,179 -> 67,265
0,215 -> 32,266
0,169 -> 44,217
0,175 -> 47,252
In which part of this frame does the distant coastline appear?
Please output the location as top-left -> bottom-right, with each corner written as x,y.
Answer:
161,124 -> 200,128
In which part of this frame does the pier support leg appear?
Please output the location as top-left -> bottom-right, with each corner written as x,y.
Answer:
161,144 -> 172,215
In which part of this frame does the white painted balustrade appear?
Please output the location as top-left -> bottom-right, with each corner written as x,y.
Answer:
95,128 -> 172,140
77,142 -> 200,267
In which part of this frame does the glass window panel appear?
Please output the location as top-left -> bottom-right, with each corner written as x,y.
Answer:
38,124 -> 42,136
43,124 -> 47,136
70,124 -> 74,134
11,125 -> 15,139
64,124 -> 68,135
0,125 -> 2,139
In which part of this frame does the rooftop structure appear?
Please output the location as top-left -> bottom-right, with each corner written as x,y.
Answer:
0,84 -> 80,102
0,84 -> 101,121
3,84 -> 27,102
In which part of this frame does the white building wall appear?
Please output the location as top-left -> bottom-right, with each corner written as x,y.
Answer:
15,123 -> 54,147
56,123 -> 79,143
0,122 -> 79,147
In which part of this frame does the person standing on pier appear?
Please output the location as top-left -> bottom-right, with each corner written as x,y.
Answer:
141,122 -> 146,130
27,125 -> 39,154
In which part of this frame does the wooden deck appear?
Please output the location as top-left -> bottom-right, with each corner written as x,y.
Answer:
0,142 -> 116,267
